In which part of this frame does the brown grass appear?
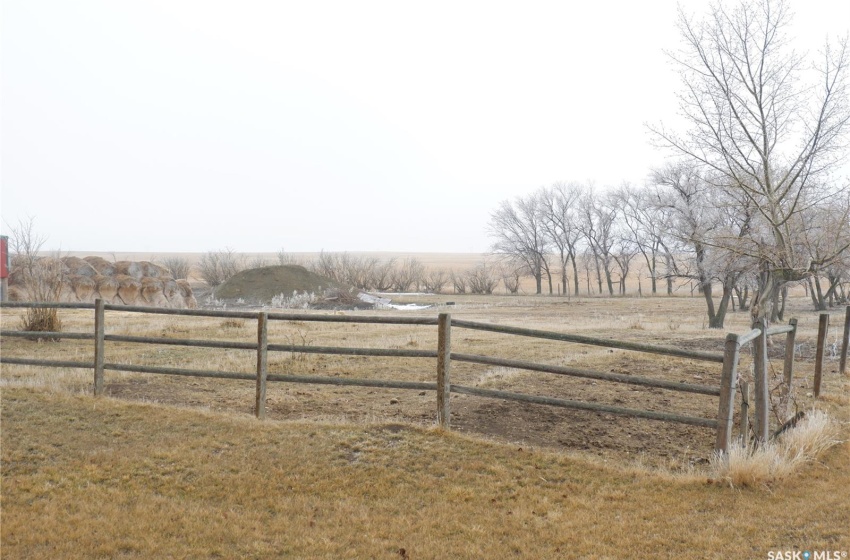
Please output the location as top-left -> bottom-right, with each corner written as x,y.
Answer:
2,388 -> 849,559
2,292 -> 850,557
709,410 -> 843,488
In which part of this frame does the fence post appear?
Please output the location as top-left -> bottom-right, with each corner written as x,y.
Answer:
753,318 -> 769,444
437,313 -> 451,428
780,318 -> 798,421
255,312 -> 268,419
715,333 -> 740,454
814,312 -> 829,398
740,381 -> 750,447
839,306 -> 850,376
94,298 -> 105,396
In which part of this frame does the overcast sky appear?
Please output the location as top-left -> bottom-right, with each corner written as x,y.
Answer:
2,0 -> 848,253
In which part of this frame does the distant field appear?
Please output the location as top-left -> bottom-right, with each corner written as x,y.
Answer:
63,250 -> 806,299
64,250 -> 487,272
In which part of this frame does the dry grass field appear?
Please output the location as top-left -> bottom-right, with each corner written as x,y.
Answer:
3,267 -> 850,557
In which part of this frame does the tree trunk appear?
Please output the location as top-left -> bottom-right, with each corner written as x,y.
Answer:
703,282 -> 718,327
561,263 -> 568,297
709,282 -> 734,329
808,277 -> 820,310
595,259 -> 603,294
649,255 -> 657,295
571,255 -> 580,296
812,275 -> 827,311
752,270 -> 779,327
605,266 -> 614,296
734,285 -> 749,311
665,254 -> 674,295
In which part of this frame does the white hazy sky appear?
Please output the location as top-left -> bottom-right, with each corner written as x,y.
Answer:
2,0 -> 848,253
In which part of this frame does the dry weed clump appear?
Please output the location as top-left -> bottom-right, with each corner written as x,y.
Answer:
710,410 -> 841,488
13,256 -> 65,338
20,307 -> 63,340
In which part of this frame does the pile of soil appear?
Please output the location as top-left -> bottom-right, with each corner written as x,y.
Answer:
214,265 -> 344,303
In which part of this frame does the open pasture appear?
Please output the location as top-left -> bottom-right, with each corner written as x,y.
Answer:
2,293 -> 846,467
3,293 -> 850,559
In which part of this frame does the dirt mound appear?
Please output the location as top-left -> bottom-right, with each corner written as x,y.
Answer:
214,265 -> 344,302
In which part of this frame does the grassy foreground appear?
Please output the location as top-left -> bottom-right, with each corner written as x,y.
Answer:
2,387 -> 848,559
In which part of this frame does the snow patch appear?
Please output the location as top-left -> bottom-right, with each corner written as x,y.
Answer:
359,292 -> 432,311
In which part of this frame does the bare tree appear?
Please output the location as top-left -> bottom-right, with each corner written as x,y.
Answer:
499,261 -> 524,295
422,268 -> 449,294
367,258 -> 397,292
799,194 -> 850,310
612,236 -> 639,295
450,269 -> 467,294
653,162 -> 756,328
539,182 -> 585,296
489,194 -> 551,294
466,262 -> 499,295
579,190 -> 618,296
390,258 -> 425,292
613,183 -> 674,295
651,0 -> 850,322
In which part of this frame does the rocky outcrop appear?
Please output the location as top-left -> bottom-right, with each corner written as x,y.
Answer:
8,257 -> 197,309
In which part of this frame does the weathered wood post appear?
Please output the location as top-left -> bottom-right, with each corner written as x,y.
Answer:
715,333 -> 741,454
813,312 -> 829,398
94,298 -> 105,396
780,318 -> 798,420
437,313 -> 451,428
740,381 -> 750,447
753,318 -> 769,444
839,306 -> 850,376
255,312 -> 268,419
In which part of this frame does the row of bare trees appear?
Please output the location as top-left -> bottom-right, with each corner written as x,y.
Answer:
489,168 -> 850,329
282,251 -> 507,295
490,0 -> 850,328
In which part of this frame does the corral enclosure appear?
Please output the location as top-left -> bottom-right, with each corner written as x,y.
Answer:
2,290 -> 846,467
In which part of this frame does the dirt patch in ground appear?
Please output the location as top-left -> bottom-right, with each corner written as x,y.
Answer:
214,265 -> 345,303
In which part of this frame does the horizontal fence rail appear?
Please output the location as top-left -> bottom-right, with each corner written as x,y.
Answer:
3,299 -> 841,454
265,374 -> 437,392
450,319 -> 726,363
104,363 -> 256,381
450,385 -> 719,428
1,330 -> 95,341
1,357 -> 95,369
0,302 -> 96,309
105,334 -> 257,350
450,352 -> 721,396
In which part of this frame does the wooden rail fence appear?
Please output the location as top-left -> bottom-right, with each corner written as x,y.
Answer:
2,301 -> 847,455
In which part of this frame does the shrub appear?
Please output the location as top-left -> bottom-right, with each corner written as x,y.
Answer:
271,291 -> 317,309
8,218 -> 64,339
157,256 -> 191,279
450,269 -> 467,294
198,248 -> 247,288
277,249 -> 305,267
466,263 -> 499,295
422,269 -> 449,294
